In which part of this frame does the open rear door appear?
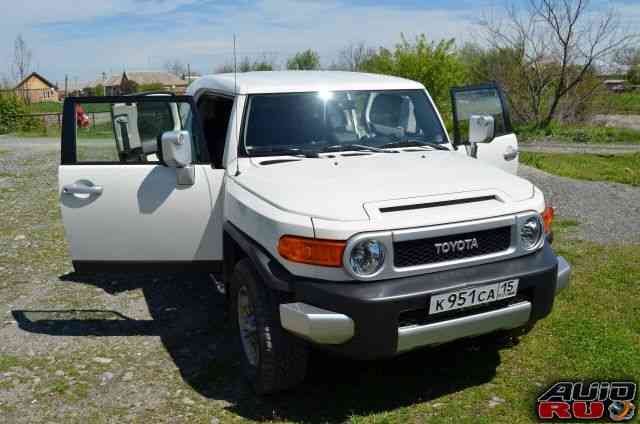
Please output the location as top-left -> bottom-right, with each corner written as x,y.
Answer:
450,83 -> 518,174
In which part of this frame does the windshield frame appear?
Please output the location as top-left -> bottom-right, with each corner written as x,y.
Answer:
238,89 -> 449,158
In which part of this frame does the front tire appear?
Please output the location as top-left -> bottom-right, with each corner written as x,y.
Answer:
229,258 -> 309,394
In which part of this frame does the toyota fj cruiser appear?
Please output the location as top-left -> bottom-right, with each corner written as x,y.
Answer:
59,71 -> 571,394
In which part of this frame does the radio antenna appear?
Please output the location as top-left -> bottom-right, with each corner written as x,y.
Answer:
233,34 -> 241,176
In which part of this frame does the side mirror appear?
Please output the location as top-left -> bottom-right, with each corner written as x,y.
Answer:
159,130 -> 195,186
160,130 -> 192,168
468,115 -> 495,144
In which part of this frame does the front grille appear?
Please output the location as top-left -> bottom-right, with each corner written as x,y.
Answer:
394,226 -> 511,268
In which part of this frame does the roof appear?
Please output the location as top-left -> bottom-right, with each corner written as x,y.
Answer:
125,71 -> 187,86
14,72 -> 58,90
603,79 -> 626,84
188,71 -> 425,95
102,71 -> 188,87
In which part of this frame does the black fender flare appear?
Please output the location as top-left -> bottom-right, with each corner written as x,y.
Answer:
223,222 -> 295,293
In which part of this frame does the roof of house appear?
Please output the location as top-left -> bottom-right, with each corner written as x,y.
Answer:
102,71 -> 187,87
125,71 -> 187,86
14,72 -> 58,90
188,71 -> 424,95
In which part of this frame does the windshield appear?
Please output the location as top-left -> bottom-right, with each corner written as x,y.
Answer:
241,90 -> 447,156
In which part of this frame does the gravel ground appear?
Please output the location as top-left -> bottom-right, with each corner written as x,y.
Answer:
592,114 -> 640,131
0,136 -> 638,422
518,164 -> 640,243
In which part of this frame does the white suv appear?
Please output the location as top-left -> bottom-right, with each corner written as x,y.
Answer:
59,71 -> 570,394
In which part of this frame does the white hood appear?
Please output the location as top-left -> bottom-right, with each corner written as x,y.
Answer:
235,151 -> 533,221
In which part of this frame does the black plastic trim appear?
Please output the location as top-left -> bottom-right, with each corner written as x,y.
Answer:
380,195 -> 497,213
73,260 -> 222,274
223,221 -> 295,292
250,240 -> 559,359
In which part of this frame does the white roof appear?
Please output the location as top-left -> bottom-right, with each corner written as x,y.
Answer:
188,71 -> 424,95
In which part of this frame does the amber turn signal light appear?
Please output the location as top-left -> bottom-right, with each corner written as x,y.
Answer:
542,206 -> 554,234
278,236 -> 346,267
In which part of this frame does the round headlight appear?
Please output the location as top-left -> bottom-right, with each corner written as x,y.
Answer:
520,216 -> 543,250
348,239 -> 385,276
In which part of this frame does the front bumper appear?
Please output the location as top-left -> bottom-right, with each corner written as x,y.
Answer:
280,244 -> 570,359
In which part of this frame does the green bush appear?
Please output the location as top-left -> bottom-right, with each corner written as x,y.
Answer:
0,94 -> 39,134
360,35 -> 468,121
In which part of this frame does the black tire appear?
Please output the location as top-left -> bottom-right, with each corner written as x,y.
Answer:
229,258 -> 309,394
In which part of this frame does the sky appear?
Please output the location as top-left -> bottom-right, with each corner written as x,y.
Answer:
1,0 -> 639,86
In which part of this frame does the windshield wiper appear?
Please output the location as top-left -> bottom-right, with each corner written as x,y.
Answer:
380,140 -> 450,151
320,144 -> 398,154
246,146 -> 320,158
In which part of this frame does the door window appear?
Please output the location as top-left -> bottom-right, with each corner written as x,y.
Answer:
64,96 -> 208,165
450,84 -> 512,145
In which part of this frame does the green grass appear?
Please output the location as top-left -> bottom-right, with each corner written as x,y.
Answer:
1,144 -> 639,422
517,122 -> 640,144
25,102 -> 62,113
25,102 -> 110,114
594,91 -> 640,115
521,152 -> 640,186
15,122 -> 113,139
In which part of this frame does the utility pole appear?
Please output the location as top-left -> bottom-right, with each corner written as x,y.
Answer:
64,74 -> 68,97
187,63 -> 191,81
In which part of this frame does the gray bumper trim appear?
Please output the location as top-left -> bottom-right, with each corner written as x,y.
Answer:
279,303 -> 355,345
556,256 -> 571,294
396,301 -> 532,353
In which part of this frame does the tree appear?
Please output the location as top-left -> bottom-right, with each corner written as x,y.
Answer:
628,65 -> 640,85
360,35 -> 468,115
215,55 -> 276,73
12,35 -> 32,83
480,0 -> 637,128
95,84 -> 105,96
613,47 -> 640,70
287,49 -> 321,70
121,79 -> 138,94
335,42 -> 376,71
164,59 -> 187,77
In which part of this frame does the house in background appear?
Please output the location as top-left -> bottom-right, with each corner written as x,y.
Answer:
103,71 -> 189,95
14,72 -> 59,103
603,79 -> 627,92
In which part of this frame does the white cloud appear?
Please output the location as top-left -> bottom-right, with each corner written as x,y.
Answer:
1,0 -> 638,83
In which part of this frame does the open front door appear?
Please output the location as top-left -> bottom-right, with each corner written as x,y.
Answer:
450,83 -> 518,174
59,95 -> 223,273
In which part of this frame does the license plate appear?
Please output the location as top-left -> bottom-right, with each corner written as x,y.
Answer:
429,279 -> 519,315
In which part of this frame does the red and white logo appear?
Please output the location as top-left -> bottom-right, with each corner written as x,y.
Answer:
537,381 -> 636,421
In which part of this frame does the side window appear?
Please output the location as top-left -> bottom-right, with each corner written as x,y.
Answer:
451,84 -> 511,145
73,99 -> 194,164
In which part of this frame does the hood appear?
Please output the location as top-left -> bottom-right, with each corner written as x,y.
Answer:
235,152 -> 533,221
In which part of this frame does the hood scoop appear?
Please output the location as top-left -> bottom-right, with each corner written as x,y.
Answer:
379,195 -> 501,214
259,158 -> 302,166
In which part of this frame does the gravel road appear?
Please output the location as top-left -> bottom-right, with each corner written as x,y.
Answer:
518,165 -> 640,243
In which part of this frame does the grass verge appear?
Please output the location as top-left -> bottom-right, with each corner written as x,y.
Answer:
517,122 -> 640,144
520,152 -> 640,186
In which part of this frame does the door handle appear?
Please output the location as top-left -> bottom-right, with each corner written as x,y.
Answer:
62,183 -> 103,195
503,146 -> 519,161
